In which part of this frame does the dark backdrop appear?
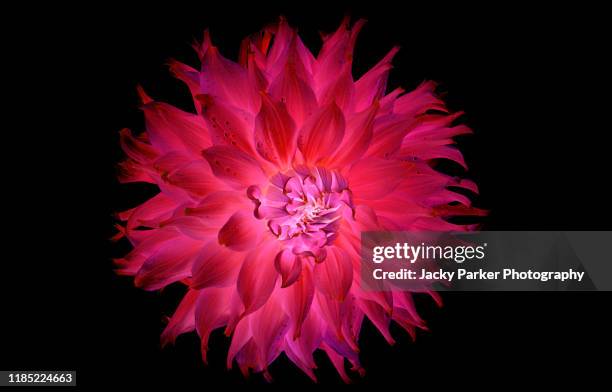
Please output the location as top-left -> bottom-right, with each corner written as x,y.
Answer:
5,1 -> 610,389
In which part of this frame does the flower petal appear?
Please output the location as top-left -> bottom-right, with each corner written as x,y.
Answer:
168,59 -> 201,113
357,298 -> 395,344
134,236 -> 202,290
217,211 -> 262,252
297,102 -> 345,164
274,249 -> 303,288
114,227 -> 181,275
164,160 -> 227,198
120,193 -> 176,238
354,46 -> 399,112
314,246 -> 353,301
185,191 -> 248,225
202,145 -> 267,189
197,94 -> 255,155
192,240 -> 243,289
348,157 -> 413,200
161,288 -> 199,347
143,101 -> 210,155
283,264 -> 314,339
251,294 -> 290,366
254,93 -> 296,168
161,216 -> 212,240
200,39 -> 252,111
314,18 -> 364,92
237,241 -> 279,316
268,61 -> 317,129
318,62 -> 354,113
119,128 -> 158,163
393,80 -> 446,116
195,286 -> 235,363
327,101 -> 378,167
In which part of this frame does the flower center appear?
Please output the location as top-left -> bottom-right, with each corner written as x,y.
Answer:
248,166 -> 353,260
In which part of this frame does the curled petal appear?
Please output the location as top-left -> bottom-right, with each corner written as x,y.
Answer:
274,249 -> 303,288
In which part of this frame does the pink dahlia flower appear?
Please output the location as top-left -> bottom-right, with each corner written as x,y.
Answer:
115,17 -> 485,381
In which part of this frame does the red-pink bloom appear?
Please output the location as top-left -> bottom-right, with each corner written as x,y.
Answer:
115,18 -> 485,381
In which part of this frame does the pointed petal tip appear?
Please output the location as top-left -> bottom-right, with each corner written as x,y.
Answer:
136,84 -> 153,105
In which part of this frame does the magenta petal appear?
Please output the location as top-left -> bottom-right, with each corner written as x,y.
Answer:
168,59 -> 201,113
164,160 -> 227,198
217,211 -> 261,252
161,288 -> 199,347
283,264 -> 314,339
198,94 -> 256,155
348,157 -> 411,200
120,193 -> 176,239
354,46 -> 399,112
328,101 -> 378,167
254,93 -> 296,168
251,295 -> 290,366
192,240 -> 242,289
226,313 -> 253,369
200,42 -> 251,111
393,80 -> 447,115
115,17 -> 486,383
202,145 -> 266,189
114,228 -> 181,275
162,216 -> 212,240
297,102 -> 345,164
195,287 -> 233,363
314,246 -> 353,301
274,249 -> 303,288
134,236 -> 201,290
237,241 -> 279,316
143,101 -> 210,155
119,128 -> 158,163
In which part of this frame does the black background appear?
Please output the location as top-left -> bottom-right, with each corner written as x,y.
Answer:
4,1 -> 611,389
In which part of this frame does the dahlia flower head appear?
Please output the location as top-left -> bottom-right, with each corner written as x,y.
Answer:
115,17 -> 485,382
